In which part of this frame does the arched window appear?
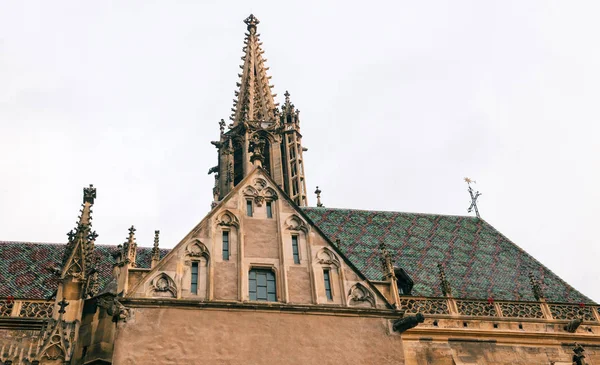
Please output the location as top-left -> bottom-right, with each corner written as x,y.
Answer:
249,269 -> 276,302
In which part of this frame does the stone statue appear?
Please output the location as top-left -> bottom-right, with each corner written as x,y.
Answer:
392,313 -> 425,333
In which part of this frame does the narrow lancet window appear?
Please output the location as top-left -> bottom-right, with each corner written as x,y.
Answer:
246,200 -> 253,217
266,201 -> 273,218
222,231 -> 230,260
324,269 -> 333,301
292,235 -> 300,264
191,262 -> 199,294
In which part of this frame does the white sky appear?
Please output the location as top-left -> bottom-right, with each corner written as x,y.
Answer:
1,1 -> 599,302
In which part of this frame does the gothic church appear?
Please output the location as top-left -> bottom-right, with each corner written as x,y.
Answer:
0,14 -> 599,365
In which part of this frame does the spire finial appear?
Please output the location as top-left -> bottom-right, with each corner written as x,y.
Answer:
244,14 -> 260,31
83,184 -> 96,204
464,177 -> 482,218
284,90 -> 291,104
315,186 -> 323,207
123,225 -> 138,267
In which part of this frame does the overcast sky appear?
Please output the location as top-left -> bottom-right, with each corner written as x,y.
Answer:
1,1 -> 599,302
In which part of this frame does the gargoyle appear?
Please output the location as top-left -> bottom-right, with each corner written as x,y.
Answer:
98,295 -> 131,322
564,318 -> 582,333
392,313 -> 425,333
208,166 -> 219,175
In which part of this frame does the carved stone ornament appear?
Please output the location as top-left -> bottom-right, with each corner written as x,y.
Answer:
315,247 -> 340,267
217,210 -> 240,228
285,215 -> 308,233
348,283 -> 375,308
185,240 -> 209,258
149,273 -> 177,298
254,195 -> 265,207
573,343 -> 586,365
262,187 -> 278,200
392,313 -> 425,334
253,178 -> 267,191
97,294 -> 131,322
243,186 -> 259,197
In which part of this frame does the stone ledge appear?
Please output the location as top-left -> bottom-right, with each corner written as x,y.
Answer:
121,298 -> 403,318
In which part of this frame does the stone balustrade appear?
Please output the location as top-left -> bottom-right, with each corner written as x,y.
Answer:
0,299 -> 54,319
2,296 -> 599,322
400,296 -> 600,322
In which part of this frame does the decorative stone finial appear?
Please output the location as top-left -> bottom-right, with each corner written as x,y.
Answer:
315,186 -> 323,207
57,298 -> 69,315
379,242 -> 394,279
528,272 -> 544,301
244,14 -> 260,31
437,263 -> 452,296
123,225 -> 138,267
83,184 -> 96,204
464,177 -> 481,218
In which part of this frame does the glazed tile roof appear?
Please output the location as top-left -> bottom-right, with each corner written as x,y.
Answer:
0,241 -> 168,299
0,208 -> 593,304
301,207 -> 594,304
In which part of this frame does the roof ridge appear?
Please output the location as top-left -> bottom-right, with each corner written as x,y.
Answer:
0,241 -> 172,250
301,206 -> 479,220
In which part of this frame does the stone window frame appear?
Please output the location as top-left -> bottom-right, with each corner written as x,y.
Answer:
247,263 -> 280,303
314,247 -> 343,305
284,215 -> 309,265
183,239 -> 211,299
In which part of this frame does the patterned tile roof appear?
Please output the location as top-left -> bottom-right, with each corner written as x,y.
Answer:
0,241 -> 168,300
0,208 -> 592,304
301,207 -> 594,304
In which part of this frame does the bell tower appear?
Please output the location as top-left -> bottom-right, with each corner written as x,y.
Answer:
209,14 -> 308,206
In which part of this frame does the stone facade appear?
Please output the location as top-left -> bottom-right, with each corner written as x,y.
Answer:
1,13 -> 600,365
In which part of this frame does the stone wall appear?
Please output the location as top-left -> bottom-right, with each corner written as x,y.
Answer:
112,307 -> 405,365
403,339 -> 600,364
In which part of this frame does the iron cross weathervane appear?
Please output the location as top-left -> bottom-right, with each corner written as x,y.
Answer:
464,177 -> 482,218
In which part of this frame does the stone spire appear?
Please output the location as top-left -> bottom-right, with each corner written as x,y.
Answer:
61,184 -> 98,283
151,230 -> 161,268
210,15 -> 309,206
230,14 -> 277,125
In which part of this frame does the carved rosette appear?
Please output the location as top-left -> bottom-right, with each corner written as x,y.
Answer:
185,240 -> 210,258
315,247 -> 340,267
149,273 -> 177,298
348,283 -> 376,308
